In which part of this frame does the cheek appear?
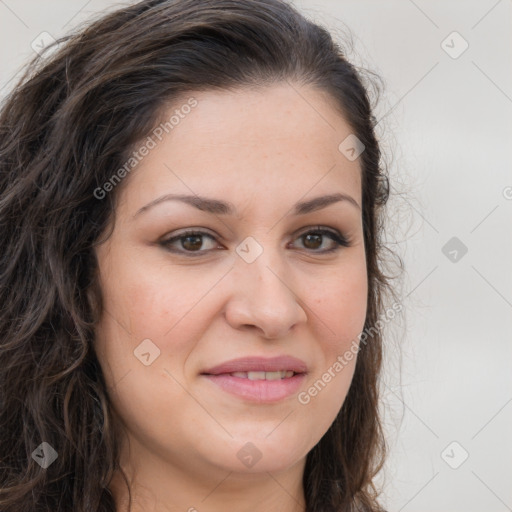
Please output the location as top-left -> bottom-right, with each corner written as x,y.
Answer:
101,251 -> 213,332
93,267 -> 210,438
299,257 -> 367,423
311,259 -> 368,347
95,258 -> 227,380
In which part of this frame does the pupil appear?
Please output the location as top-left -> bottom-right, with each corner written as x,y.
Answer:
183,235 -> 202,251
304,233 -> 321,249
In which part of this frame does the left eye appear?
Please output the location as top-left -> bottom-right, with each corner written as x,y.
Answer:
290,228 -> 350,252
160,227 -> 349,256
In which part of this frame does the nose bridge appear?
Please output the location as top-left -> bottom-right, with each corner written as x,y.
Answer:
225,238 -> 306,338
243,245 -> 286,294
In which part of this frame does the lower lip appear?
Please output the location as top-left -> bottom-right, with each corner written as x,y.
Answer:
202,373 -> 307,403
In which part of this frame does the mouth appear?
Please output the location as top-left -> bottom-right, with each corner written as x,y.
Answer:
202,370 -> 302,380
201,355 -> 308,376
201,372 -> 307,403
200,356 -> 308,403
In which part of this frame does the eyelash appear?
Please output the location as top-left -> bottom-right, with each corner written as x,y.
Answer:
159,226 -> 351,257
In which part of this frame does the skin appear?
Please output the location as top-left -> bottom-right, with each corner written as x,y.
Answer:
93,82 -> 368,512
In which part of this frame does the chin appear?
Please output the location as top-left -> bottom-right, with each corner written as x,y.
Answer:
218,433 -> 309,474
222,450 -> 303,475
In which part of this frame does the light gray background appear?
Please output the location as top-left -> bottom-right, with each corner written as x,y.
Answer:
1,1 -> 511,511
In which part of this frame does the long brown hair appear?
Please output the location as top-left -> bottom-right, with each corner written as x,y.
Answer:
0,1 -> 393,510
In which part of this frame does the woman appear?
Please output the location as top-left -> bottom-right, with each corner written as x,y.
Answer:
0,0 -> 395,510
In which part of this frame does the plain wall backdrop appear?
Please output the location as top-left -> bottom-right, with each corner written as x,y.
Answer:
1,1 -> 511,511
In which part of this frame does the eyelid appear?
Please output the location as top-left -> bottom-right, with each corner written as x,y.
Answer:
294,225 -> 342,238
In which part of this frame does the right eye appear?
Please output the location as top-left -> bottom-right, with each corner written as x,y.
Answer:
159,229 -> 222,256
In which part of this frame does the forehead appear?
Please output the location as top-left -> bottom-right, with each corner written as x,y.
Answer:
117,83 -> 362,214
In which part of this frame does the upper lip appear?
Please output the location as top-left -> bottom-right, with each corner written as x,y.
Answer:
201,356 -> 308,375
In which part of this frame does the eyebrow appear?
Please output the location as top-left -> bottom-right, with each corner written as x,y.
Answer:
133,192 -> 361,218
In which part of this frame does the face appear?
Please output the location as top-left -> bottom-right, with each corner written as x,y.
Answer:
93,82 -> 367,484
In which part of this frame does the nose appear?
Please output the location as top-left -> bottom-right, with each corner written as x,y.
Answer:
223,249 -> 308,339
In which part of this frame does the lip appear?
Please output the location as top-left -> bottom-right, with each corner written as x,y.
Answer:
203,373 -> 306,403
200,356 -> 308,403
201,355 -> 308,375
